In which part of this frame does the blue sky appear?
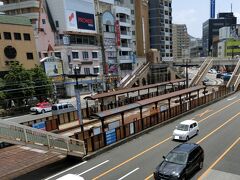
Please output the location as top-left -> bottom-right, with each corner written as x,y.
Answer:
172,0 -> 240,38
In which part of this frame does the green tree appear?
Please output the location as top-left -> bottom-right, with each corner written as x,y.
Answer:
31,65 -> 53,101
4,62 -> 34,107
0,78 -> 5,101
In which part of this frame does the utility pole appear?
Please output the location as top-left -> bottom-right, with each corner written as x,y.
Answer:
96,0 -> 107,91
66,70 -> 98,137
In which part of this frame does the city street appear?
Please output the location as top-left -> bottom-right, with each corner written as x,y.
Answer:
18,91 -> 240,180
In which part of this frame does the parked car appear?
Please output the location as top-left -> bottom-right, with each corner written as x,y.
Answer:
30,102 -> 52,114
208,68 -> 217,74
154,143 -> 204,180
52,102 -> 75,115
172,120 -> 199,141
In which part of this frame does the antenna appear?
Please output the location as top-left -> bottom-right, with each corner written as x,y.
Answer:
231,3 -> 232,12
210,0 -> 215,19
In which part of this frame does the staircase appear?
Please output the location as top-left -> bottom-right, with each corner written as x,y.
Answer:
226,59 -> 240,91
190,57 -> 213,87
0,121 -> 86,157
119,62 -> 150,88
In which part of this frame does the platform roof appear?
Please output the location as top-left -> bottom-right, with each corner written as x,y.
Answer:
94,85 -> 205,119
86,79 -> 186,100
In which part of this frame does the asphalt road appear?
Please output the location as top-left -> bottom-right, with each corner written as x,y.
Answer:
18,91 -> 240,180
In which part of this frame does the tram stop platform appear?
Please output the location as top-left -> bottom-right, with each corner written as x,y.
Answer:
0,145 -> 66,180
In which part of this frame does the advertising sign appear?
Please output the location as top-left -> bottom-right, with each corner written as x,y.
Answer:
105,129 -> 116,145
44,61 -> 63,77
76,11 -> 95,31
32,121 -> 46,130
115,20 -> 121,47
65,0 -> 96,33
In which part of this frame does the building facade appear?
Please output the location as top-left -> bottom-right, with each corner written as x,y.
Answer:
172,24 -> 189,59
148,0 -> 173,61
0,15 -> 39,76
0,0 -> 56,60
202,12 -> 237,57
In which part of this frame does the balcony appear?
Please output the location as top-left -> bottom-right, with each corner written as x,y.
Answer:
0,1 -> 40,12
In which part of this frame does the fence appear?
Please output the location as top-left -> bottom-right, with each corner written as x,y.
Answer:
0,121 -> 86,157
74,86 -> 230,153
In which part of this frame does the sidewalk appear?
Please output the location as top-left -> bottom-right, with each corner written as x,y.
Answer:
0,145 -> 65,179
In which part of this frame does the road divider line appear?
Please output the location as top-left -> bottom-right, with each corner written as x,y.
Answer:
198,99 -> 240,123
197,112 -> 240,144
198,136 -> 240,180
118,167 -> 139,180
144,112 -> 240,180
92,137 -> 171,180
144,174 -> 153,180
78,160 -> 109,176
45,161 -> 87,180
93,99 -> 240,180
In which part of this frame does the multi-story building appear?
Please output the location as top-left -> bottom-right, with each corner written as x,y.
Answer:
148,0 -> 173,61
189,37 -> 203,58
172,24 -> 189,59
113,0 -> 135,75
0,15 -> 39,76
202,12 -> 237,57
0,0 -> 56,60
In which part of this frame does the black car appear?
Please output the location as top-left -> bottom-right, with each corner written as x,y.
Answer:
154,143 -> 204,180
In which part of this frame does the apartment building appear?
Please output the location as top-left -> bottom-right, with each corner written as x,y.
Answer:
149,0 -> 173,61
172,24 -> 190,59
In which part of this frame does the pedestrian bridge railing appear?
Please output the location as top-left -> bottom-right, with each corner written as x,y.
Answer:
0,121 -> 86,157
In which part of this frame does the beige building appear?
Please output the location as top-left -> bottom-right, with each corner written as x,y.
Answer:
0,15 -> 39,74
172,24 -> 190,59
135,0 -> 150,57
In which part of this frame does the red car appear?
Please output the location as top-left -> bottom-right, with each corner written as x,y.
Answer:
30,102 -> 52,114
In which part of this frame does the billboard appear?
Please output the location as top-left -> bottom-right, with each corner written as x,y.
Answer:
65,0 -> 96,33
76,11 -> 95,31
41,57 -> 63,77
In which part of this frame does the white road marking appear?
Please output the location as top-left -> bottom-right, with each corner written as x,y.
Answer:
227,96 -> 237,101
118,167 -> 140,180
78,160 -> 109,176
45,161 -> 87,180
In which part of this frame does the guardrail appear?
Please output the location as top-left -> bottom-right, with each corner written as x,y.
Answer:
0,121 -> 86,157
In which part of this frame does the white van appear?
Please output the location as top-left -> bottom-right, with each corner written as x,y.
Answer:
52,103 -> 75,115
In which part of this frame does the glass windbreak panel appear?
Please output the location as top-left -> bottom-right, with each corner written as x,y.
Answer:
165,152 -> 188,165
177,124 -> 189,131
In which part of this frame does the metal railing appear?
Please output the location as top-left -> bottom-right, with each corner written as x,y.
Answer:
227,59 -> 240,91
0,121 -> 86,157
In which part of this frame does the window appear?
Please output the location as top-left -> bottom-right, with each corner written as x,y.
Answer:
92,52 -> 98,59
42,19 -> 46,24
54,52 -> 61,58
132,20 -> 135,25
55,21 -> 59,28
93,67 -> 99,74
23,33 -> 31,40
38,52 -> 42,59
72,51 -> 79,59
14,33 -> 21,40
82,51 -> 89,59
131,10 -> 134,15
4,32 -> 11,40
43,53 -> 48,57
84,68 -> 90,75
26,53 -> 34,60
132,31 -> 135,35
